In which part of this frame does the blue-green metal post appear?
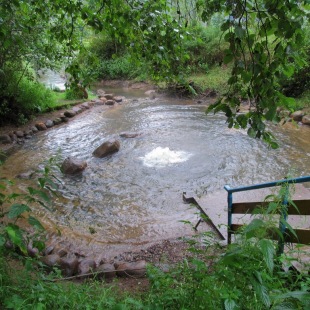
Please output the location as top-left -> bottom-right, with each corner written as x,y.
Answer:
225,185 -> 233,244
277,185 -> 289,255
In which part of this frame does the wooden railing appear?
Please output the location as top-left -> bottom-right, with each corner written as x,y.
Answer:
224,176 -> 310,253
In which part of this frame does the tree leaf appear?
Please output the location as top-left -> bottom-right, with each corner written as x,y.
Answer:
259,239 -> 275,273
7,204 -> 31,219
5,224 -> 26,253
28,216 -> 44,231
224,53 -> 234,64
0,235 -> 6,247
224,298 -> 236,310
251,272 -> 271,307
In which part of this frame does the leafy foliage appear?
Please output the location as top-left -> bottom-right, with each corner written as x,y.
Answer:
144,186 -> 310,309
0,157 -> 60,255
202,0 -> 309,147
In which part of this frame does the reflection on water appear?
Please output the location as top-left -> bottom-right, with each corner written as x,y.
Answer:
1,94 -> 309,256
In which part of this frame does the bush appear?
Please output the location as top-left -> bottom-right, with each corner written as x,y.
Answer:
98,54 -> 145,80
0,67 -> 57,125
77,33 -> 147,81
183,24 -> 227,74
280,24 -> 310,98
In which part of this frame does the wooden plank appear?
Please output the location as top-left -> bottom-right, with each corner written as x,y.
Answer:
285,229 -> 310,244
289,200 -> 310,215
183,192 -> 226,240
230,224 -> 310,244
232,199 -> 310,215
231,224 -> 243,232
232,202 -> 268,214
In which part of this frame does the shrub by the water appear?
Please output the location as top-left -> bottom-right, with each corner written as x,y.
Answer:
0,71 -> 57,125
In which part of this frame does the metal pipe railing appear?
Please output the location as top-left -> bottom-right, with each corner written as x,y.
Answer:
224,175 -> 310,252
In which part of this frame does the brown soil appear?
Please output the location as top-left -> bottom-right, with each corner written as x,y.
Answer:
85,238 -> 223,295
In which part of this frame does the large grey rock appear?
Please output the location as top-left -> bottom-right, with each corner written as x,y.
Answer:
15,131 -> 24,138
93,140 -> 120,158
103,94 -> 114,100
45,120 -> 54,128
81,102 -> 90,109
9,132 -> 17,141
0,134 -> 12,144
290,110 -> 305,122
72,106 -> 82,114
78,259 -> 96,277
95,263 -> 116,280
24,129 -> 33,136
59,113 -> 69,122
31,126 -> 39,133
94,99 -> 105,105
60,256 -> 79,277
105,100 -> 115,106
64,110 -> 76,118
41,254 -> 61,268
98,97 -> 107,104
53,118 -> 62,125
114,260 -> 146,277
302,115 -> 310,126
61,157 -> 87,175
113,96 -> 124,103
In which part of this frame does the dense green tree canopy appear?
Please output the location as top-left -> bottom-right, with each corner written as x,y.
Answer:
0,0 -> 309,145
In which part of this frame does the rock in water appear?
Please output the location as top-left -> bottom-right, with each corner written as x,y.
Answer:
290,111 -> 305,122
302,115 -> 310,126
92,140 -> 120,158
61,157 -> 87,175
119,132 -> 141,138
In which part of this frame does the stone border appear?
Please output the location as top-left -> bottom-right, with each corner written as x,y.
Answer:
0,91 -> 128,158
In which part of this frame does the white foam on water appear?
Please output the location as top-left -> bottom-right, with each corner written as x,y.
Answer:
140,147 -> 192,168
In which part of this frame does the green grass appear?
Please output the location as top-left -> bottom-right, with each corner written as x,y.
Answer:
295,90 -> 310,112
51,90 -> 97,109
188,65 -> 231,95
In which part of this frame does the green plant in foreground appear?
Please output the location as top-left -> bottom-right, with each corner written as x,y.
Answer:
0,157 -> 60,255
145,185 -> 310,309
1,170 -> 309,309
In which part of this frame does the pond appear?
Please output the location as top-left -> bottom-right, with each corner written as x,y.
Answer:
1,88 -> 309,257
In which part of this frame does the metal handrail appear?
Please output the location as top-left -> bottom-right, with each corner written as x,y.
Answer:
224,175 -> 310,253
224,175 -> 310,193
